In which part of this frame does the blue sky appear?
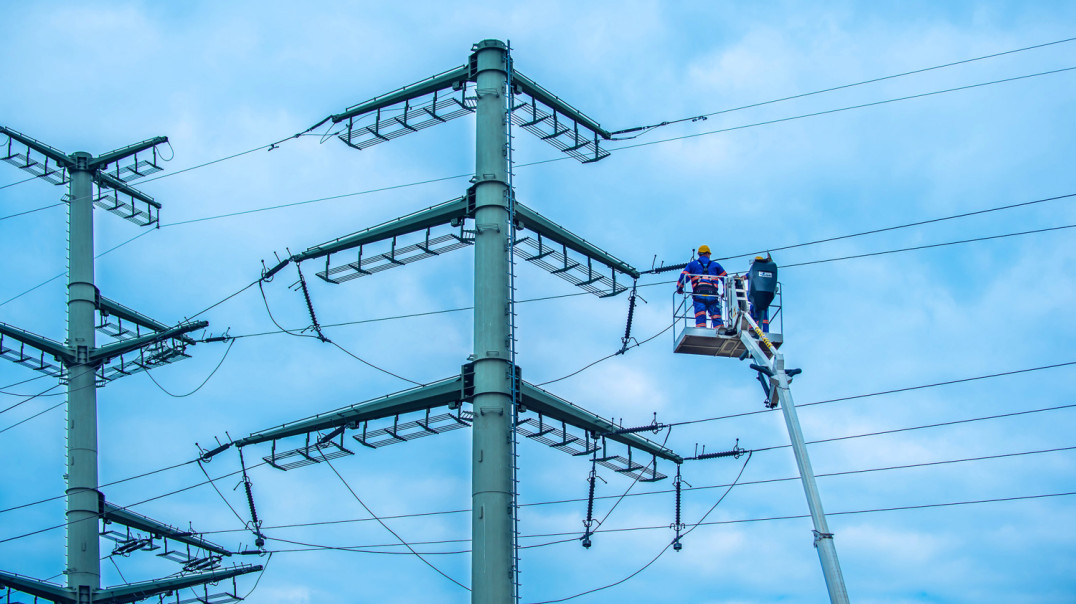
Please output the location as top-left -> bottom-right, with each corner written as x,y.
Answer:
1,2 -> 1074,603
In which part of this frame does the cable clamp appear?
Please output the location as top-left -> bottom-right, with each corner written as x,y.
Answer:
812,530 -> 835,546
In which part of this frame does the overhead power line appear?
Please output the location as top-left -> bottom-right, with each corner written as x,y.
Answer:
323,456 -> 470,591
0,175 -> 41,191
4,360 -> 1069,520
7,59 -> 1060,241
608,35 -> 1076,138
143,338 -> 237,398
527,452 -> 753,604
750,402 -> 1076,454
520,491 -> 1076,543
3,400 -> 1067,546
670,360 -> 1076,427
195,442 -> 1076,540
0,459 -> 264,545
716,192 -> 1076,262
604,65 -> 1076,156
0,228 -> 155,308
0,202 -> 63,222
784,223 -> 1076,268
191,192 -> 1076,345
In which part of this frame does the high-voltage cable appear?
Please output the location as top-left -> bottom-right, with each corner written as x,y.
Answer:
3,360 -> 1070,519
0,228 -> 156,308
0,202 -> 63,222
241,488 -> 1076,558
783,223 -> 1076,268
3,60 -> 1053,239
528,452 -> 752,604
606,65 -> 1076,156
143,338 -> 236,398
606,35 -> 1076,140
645,192 -> 1076,274
157,444 -> 1076,541
715,192 -> 1076,263
321,457 -> 470,591
537,322 -> 673,387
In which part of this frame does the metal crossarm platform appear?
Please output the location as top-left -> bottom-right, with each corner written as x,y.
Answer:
0,125 -> 72,185
228,373 -> 680,479
0,566 -> 261,604
337,89 -> 476,151
1,126 -> 166,227
288,196 -> 474,283
97,296 -> 197,343
325,65 -> 474,151
519,381 -> 681,465
318,231 -> 473,283
512,202 -> 639,297
263,410 -> 472,471
234,377 -> 465,447
94,566 -> 262,604
511,71 -> 612,163
100,502 -> 231,557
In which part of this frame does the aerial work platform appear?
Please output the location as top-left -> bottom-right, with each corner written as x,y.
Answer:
673,274 -> 783,358
674,325 -> 783,357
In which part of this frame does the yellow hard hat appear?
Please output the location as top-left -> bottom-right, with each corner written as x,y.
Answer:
755,256 -> 765,261
698,245 -> 711,254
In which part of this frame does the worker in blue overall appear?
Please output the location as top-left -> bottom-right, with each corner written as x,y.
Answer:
676,245 -> 728,331
746,254 -> 778,333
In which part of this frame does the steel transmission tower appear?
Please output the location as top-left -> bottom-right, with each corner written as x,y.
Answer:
0,126 -> 261,604
202,39 -> 684,604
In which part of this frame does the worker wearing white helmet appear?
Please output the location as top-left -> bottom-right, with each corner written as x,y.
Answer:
746,254 -> 778,333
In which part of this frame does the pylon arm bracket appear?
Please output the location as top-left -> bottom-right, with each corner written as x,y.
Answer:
88,136 -> 168,171
0,321 -> 71,363
90,320 -> 207,364
515,203 -> 638,279
98,296 -> 194,344
234,377 -> 464,447
0,571 -> 71,604
101,502 -> 231,556
94,564 -> 262,604
0,125 -> 71,167
330,65 -> 470,125
93,172 -> 159,208
520,381 -> 682,463
294,196 -> 471,263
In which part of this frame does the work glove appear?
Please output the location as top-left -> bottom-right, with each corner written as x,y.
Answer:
676,287 -> 684,294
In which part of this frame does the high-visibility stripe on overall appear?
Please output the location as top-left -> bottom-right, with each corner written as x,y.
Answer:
678,257 -> 727,328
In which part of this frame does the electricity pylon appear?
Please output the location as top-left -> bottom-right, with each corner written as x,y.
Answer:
202,40 -> 683,604
0,126 -> 261,604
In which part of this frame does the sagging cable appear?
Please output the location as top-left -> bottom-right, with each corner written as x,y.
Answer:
295,262 -> 329,342
238,448 -> 267,549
